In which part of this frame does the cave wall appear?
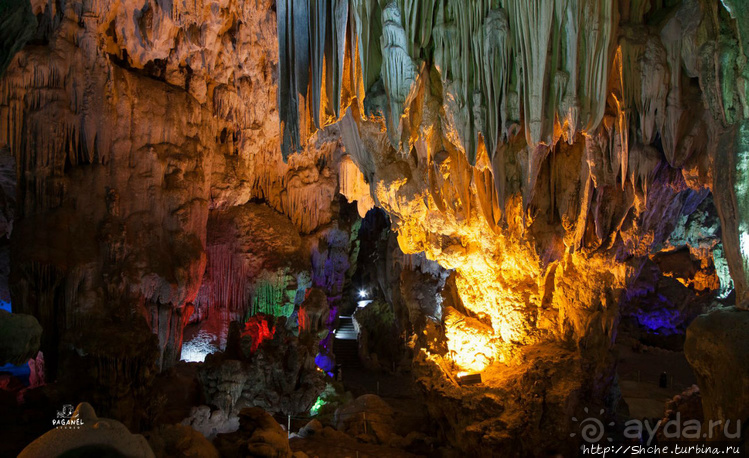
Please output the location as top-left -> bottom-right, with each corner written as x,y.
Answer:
1,0 -> 748,451
276,0 -> 739,369
275,0 -> 749,451
0,0 -> 370,428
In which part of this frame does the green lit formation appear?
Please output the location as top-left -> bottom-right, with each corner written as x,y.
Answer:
249,269 -> 297,318
309,395 -> 326,416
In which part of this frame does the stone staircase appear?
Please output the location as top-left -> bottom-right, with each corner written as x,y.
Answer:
333,316 -> 360,368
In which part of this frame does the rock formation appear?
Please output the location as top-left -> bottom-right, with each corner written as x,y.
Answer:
146,423 -> 220,458
214,406 -> 293,458
2,0 -> 749,456
0,310 -> 41,365
0,0 -> 361,430
685,306 -> 749,435
274,0 -> 749,452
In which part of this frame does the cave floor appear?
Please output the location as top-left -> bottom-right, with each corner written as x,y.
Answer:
290,435 -> 420,458
615,339 -> 697,419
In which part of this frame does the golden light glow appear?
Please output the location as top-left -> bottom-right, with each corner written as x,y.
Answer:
359,100 -> 632,378
443,306 -> 496,372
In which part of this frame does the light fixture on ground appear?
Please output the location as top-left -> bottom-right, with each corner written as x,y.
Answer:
456,371 -> 483,385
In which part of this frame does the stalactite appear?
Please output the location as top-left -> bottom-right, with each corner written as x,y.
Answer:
629,144 -> 661,203
351,0 -> 383,95
380,1 -> 419,146
611,93 -> 629,189
474,166 -> 500,230
639,35 -> 669,146
520,144 -> 551,213
325,0 -> 349,120
505,0 -> 555,147
278,0 -> 303,159
576,0 -> 615,134
250,269 -> 296,318
339,108 -> 376,178
338,155 -> 375,217
310,0 -> 325,129
492,142 -> 508,216
282,0 -> 620,166
396,0 -> 435,60
195,244 -> 250,317
478,8 -> 511,158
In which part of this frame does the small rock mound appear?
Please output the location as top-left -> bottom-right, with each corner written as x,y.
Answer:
334,394 -> 397,444
214,407 -> 291,458
146,424 -> 219,458
0,310 -> 41,365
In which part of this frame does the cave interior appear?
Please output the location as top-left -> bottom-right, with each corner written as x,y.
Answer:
1,0 -> 748,457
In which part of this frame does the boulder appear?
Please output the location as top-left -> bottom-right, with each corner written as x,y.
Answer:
146,424 -> 219,458
334,394 -> 396,444
199,325 -> 324,417
0,310 -> 41,365
181,405 -> 239,440
685,307 -> 749,435
214,407 -> 291,458
298,419 -> 323,438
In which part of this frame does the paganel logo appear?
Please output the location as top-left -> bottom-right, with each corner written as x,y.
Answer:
52,404 -> 84,429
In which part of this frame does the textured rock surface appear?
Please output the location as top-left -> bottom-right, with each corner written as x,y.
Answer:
214,407 -> 292,458
198,321 -> 324,417
334,394 -> 397,444
414,343 -> 603,458
145,423 -> 220,458
181,405 -> 239,440
685,307 -> 749,433
4,0 -> 749,455
0,310 -> 41,365
352,299 -> 401,370
0,1 -> 357,422
0,1 -> 36,78
272,2 -> 749,452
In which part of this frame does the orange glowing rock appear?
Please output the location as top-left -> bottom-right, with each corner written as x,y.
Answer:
443,306 -> 496,373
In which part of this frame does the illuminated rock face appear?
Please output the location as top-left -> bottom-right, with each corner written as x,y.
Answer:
274,0 -> 749,374
2,0 -> 749,454
0,0 -> 358,428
